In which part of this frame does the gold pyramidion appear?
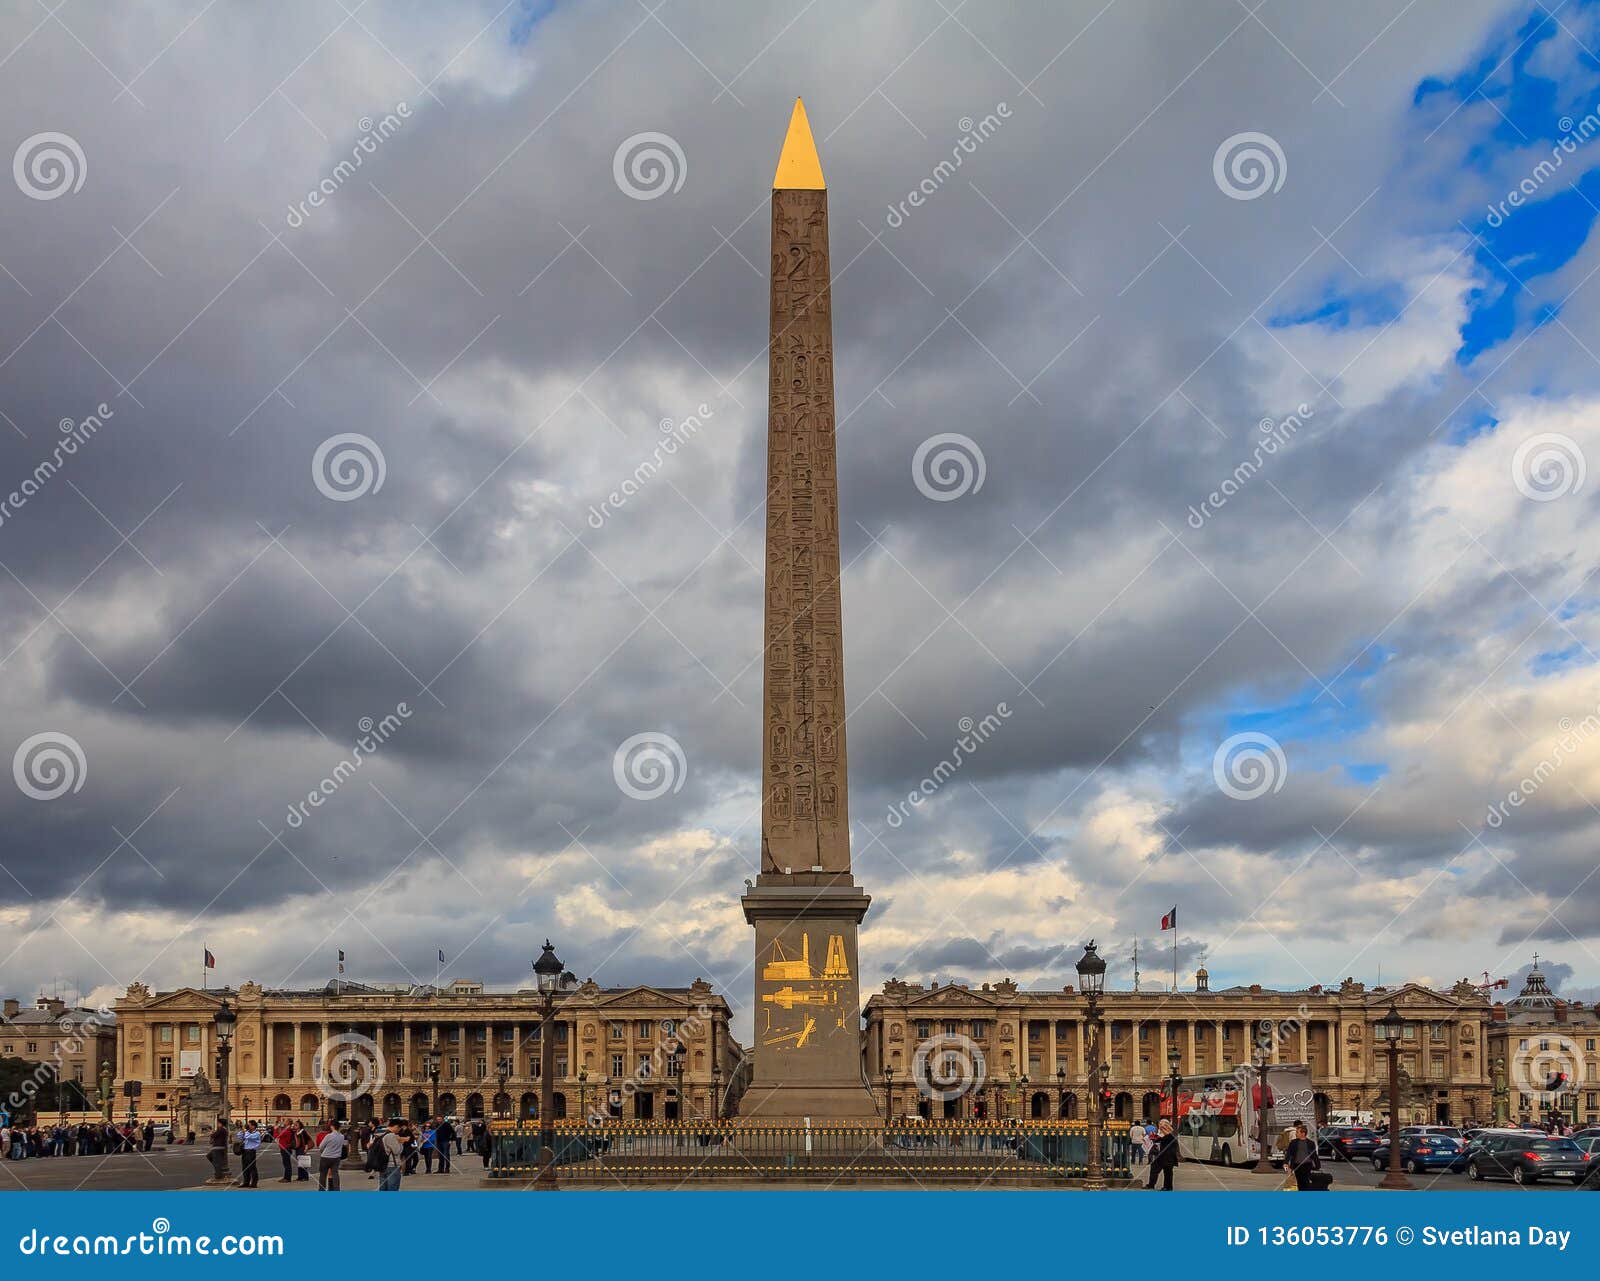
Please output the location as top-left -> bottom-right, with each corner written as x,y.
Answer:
773,97 -> 825,190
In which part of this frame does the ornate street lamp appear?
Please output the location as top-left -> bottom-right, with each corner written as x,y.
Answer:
1378,1003 -> 1412,1190
533,939 -> 564,1191
1076,941 -> 1107,1189
710,1064 -> 722,1123
1252,1039 -> 1274,1174
424,1044 -> 442,1120
497,1055 -> 511,1119
209,999 -> 237,1184
1167,1044 -> 1182,1133
1056,1064 -> 1066,1119
578,1067 -> 589,1123
669,1041 -> 685,1122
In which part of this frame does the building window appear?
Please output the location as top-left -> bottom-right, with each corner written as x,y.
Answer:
1222,1025 -> 1231,1041
502,1028 -> 515,1042
916,1021 -> 931,1039
448,1056 -> 460,1077
611,1054 -> 624,1078
158,1056 -> 173,1081
1519,1039 -> 1529,1051
1586,1039 -> 1596,1052
475,1028 -> 487,1043
26,1041 -> 37,1054
1196,1026 -> 1206,1043
637,1056 -> 651,1078
475,1056 -> 487,1078
662,1019 -> 677,1036
554,1058 -> 567,1077
945,1021 -> 959,1036
1540,1039 -> 1550,1052
186,1025 -> 200,1043
1402,1025 -> 1415,1041
665,1054 -> 681,1077
158,1026 -> 173,1044
971,1021 -> 986,1039
637,1021 -> 653,1038
610,1023 -> 625,1040
1138,1024 -> 1149,1041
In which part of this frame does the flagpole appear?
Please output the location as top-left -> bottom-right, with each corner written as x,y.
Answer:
1173,926 -> 1178,994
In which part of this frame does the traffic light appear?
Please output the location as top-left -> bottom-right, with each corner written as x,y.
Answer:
1542,1070 -> 1570,1093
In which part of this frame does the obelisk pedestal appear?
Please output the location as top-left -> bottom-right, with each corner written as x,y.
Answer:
741,99 -> 878,1121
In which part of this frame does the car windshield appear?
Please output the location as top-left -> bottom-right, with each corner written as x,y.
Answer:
1528,1139 -> 1581,1153
1419,1137 -> 1459,1149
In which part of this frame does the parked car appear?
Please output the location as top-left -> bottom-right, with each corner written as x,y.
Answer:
1399,1124 -> 1462,1140
1372,1132 -> 1466,1174
1466,1134 -> 1590,1184
1316,1125 -> 1380,1161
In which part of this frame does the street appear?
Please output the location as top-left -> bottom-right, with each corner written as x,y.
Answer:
1158,1155 -> 1594,1192
0,1146 -> 214,1191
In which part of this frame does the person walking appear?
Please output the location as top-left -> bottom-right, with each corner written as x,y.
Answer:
1128,1119 -> 1146,1165
1146,1119 -> 1179,1190
275,1120 -> 295,1182
295,1124 -> 313,1180
1284,1121 -> 1323,1191
316,1121 -> 347,1191
433,1115 -> 454,1175
420,1121 -> 436,1174
239,1121 -> 262,1188
378,1121 -> 406,1191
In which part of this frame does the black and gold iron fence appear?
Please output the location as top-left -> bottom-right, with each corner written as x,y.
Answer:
488,1119 -> 1131,1184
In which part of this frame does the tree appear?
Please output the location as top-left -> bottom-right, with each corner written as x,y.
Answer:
0,1056 -> 58,1125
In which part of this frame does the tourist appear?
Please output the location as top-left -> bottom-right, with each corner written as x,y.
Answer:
207,1119 -> 229,1182
275,1119 -> 296,1182
317,1121 -> 347,1191
434,1115 -> 455,1174
377,1120 -> 406,1191
239,1121 -> 262,1187
1127,1118 -> 1145,1164
1284,1121 -> 1323,1191
1146,1119 -> 1178,1191
295,1123 -> 314,1180
420,1120 -> 437,1173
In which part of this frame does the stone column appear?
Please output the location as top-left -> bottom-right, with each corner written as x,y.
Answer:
1298,1022 -> 1308,1066
1158,1021 -> 1169,1078
1047,1019 -> 1058,1077
403,1023 -> 413,1081
1187,1021 -> 1197,1074
291,1024 -> 301,1082
1075,1018 -> 1085,1077
1213,1020 -> 1224,1071
265,1023 -> 275,1083
458,1022 -> 467,1078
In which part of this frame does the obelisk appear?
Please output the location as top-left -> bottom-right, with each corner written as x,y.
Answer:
740,99 -> 877,1120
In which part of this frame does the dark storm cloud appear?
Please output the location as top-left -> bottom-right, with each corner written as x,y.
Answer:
2,0 -> 1595,1015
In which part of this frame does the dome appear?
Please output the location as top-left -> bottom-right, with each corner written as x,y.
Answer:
1507,958 -> 1559,1013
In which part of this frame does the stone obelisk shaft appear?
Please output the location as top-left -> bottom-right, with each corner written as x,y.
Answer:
761,145 -> 849,877
741,99 -> 876,1120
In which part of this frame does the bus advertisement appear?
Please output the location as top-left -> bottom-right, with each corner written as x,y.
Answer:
1159,1063 -> 1315,1167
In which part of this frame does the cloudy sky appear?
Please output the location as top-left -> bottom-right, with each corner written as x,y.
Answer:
2,0 -> 1599,1041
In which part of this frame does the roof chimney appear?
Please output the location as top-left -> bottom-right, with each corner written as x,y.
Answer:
1491,1001 -> 1507,1022
2,998 -> 18,1019
1554,1001 -> 1569,1023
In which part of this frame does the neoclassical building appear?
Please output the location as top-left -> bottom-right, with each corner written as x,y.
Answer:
1,996 -> 117,1107
1485,960 -> 1599,1125
864,967 -> 1515,1127
113,975 -> 746,1126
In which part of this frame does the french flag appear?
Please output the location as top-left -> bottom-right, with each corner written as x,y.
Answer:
1159,907 -> 1177,931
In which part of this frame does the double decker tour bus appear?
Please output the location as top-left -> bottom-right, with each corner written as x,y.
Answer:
1159,1063 -> 1316,1167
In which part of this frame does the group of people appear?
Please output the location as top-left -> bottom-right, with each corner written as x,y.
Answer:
1,1119 -> 165,1159
210,1114 -> 494,1190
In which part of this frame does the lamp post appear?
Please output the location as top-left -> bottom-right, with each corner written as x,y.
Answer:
1252,1045 -> 1274,1174
533,940 -> 563,1191
669,1041 -> 685,1122
1056,1065 -> 1066,1120
213,999 -> 236,1125
882,1064 -> 894,1122
424,1045 -> 441,1121
96,1061 -> 112,1121
710,1064 -> 722,1122
578,1067 -> 589,1123
496,1056 -> 511,1120
1167,1045 -> 1182,1134
208,1000 -> 236,1184
1076,941 -> 1107,1189
1378,1003 -> 1413,1190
